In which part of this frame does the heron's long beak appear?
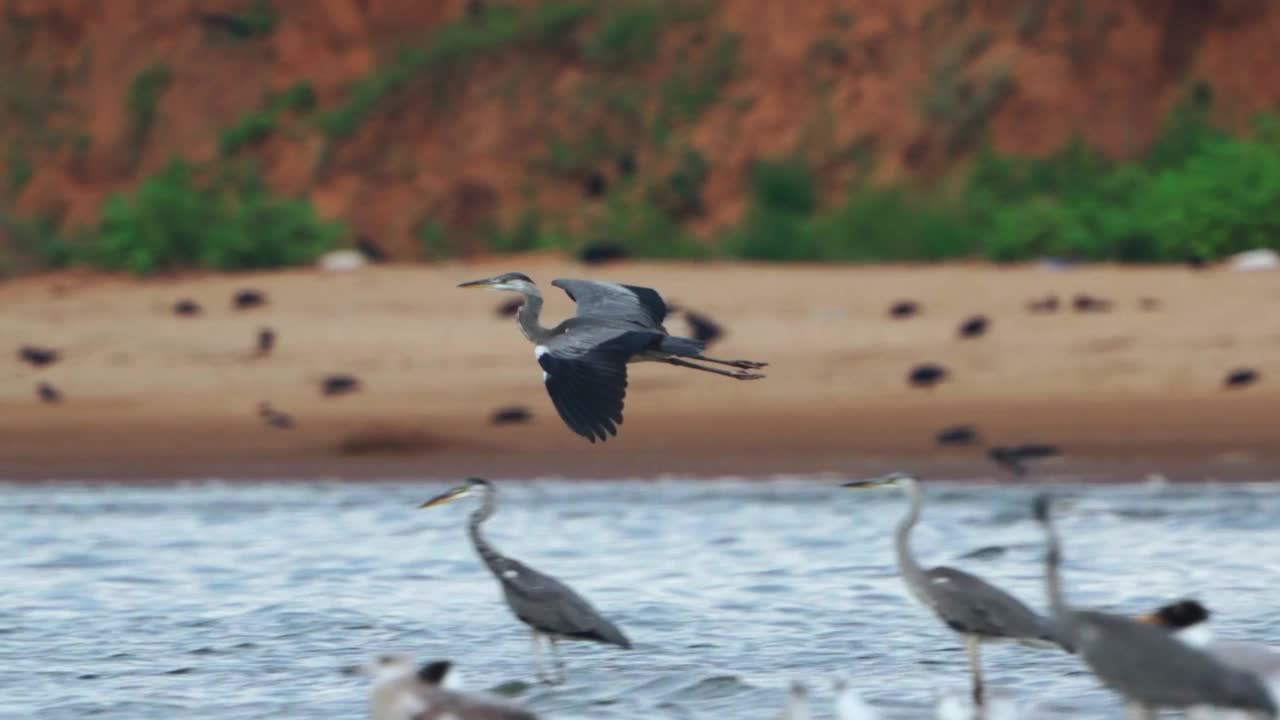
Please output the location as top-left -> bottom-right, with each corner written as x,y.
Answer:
1134,613 -> 1160,625
457,277 -> 498,289
420,486 -> 469,508
841,476 -> 893,489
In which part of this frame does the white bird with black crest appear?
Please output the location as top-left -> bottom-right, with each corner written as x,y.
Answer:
458,273 -> 767,442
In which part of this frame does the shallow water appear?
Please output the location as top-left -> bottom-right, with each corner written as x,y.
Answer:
2,478 -> 1278,719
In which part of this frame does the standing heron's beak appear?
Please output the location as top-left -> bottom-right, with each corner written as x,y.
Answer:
419,486 -> 469,508
1134,613 -> 1159,625
841,475 -> 893,489
457,277 -> 497,289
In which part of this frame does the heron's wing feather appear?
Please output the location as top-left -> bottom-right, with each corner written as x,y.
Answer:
537,350 -> 627,442
500,561 -> 631,648
538,331 -> 658,443
552,278 -> 667,327
924,567 -> 1064,646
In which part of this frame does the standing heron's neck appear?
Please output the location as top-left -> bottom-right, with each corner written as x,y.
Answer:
895,480 -> 929,591
1042,519 -> 1070,620
466,488 -> 509,574
515,287 -> 553,344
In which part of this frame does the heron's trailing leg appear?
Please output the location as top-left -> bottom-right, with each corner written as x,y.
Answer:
966,635 -> 985,708
689,354 -> 768,370
664,357 -> 764,380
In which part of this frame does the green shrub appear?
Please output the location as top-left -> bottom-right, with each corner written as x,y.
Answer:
7,145 -> 32,194
811,187 -> 978,261
583,193 -> 708,258
92,158 -> 340,274
127,62 -> 172,151
219,111 -> 276,156
584,2 -> 663,68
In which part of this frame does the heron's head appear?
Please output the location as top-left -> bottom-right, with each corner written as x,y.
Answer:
1137,599 -> 1210,630
841,471 -> 916,490
341,653 -> 415,680
457,272 -> 536,294
419,477 -> 492,509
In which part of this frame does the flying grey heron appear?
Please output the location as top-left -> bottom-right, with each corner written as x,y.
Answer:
343,655 -> 538,720
842,473 -> 1069,707
458,273 -> 767,442
1138,600 -> 1280,686
1032,494 -> 1277,719
420,478 -> 631,683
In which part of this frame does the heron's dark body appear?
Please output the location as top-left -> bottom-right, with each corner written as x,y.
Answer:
475,276 -> 763,442
921,566 -> 1065,647
1067,611 -> 1276,713
1035,494 -> 1277,717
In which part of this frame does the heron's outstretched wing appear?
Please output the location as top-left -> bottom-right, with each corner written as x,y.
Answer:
924,566 -> 1069,649
551,278 -> 667,328
498,559 -> 631,648
538,330 -> 658,443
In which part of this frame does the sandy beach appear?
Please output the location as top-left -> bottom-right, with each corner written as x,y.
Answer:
2,257 -> 1279,482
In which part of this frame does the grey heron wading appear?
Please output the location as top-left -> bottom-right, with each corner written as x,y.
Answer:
1033,494 -> 1277,719
344,655 -> 538,720
842,473 -> 1070,707
421,478 -> 631,683
459,273 -> 767,442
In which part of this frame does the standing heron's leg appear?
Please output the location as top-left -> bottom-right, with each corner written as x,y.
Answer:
530,630 -> 548,683
664,358 -> 764,380
966,636 -> 985,708
1125,703 -> 1155,720
550,637 -> 567,684
688,353 -> 768,370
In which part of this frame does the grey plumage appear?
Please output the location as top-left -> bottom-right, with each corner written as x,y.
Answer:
1140,600 -> 1280,685
458,273 -> 766,442
1033,494 -> 1277,718
843,473 -> 1069,706
421,478 -> 630,683
345,655 -> 538,720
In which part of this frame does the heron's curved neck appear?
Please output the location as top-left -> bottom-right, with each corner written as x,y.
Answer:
515,287 -> 554,344
895,480 -> 928,588
467,489 -> 509,574
1042,518 -> 1070,619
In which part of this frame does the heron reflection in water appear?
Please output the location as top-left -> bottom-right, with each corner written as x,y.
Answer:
458,273 -> 767,442
421,478 -> 631,683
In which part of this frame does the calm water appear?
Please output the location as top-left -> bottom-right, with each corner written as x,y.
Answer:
2,478 -> 1279,719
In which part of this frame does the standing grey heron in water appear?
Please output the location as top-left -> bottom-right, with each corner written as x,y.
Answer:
420,478 -> 631,683
842,473 -> 1069,707
344,655 -> 539,720
1033,494 -> 1277,719
458,273 -> 767,442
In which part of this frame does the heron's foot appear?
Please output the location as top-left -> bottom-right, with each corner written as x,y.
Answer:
728,359 -> 768,369
731,370 -> 766,380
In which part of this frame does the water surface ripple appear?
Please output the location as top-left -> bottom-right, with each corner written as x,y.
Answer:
2,479 -> 1278,719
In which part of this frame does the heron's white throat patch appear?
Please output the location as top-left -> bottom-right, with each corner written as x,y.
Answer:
534,345 -> 549,359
